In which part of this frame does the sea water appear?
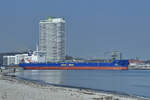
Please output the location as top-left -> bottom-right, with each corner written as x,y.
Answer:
16,70 -> 150,97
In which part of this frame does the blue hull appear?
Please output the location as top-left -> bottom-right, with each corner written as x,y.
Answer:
19,60 -> 129,70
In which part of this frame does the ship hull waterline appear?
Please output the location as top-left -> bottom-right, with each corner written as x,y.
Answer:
23,66 -> 128,70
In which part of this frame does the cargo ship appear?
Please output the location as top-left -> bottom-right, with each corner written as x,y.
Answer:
19,60 -> 129,70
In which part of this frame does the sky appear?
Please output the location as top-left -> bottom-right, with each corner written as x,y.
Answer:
0,0 -> 150,59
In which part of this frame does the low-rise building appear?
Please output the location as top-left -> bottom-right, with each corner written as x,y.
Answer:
3,54 -> 28,66
3,51 -> 46,66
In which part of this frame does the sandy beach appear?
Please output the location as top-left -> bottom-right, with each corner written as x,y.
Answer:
0,74 -> 149,100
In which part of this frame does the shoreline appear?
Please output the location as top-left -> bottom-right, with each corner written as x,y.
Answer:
0,73 -> 149,100
15,75 -> 148,99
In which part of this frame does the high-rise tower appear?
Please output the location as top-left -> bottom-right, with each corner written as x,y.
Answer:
39,17 -> 65,62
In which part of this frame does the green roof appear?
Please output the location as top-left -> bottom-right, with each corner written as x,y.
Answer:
47,16 -> 54,20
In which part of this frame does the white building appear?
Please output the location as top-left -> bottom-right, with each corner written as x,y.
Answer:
3,56 -> 16,65
3,51 -> 46,66
3,54 -> 28,66
39,17 -> 66,62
